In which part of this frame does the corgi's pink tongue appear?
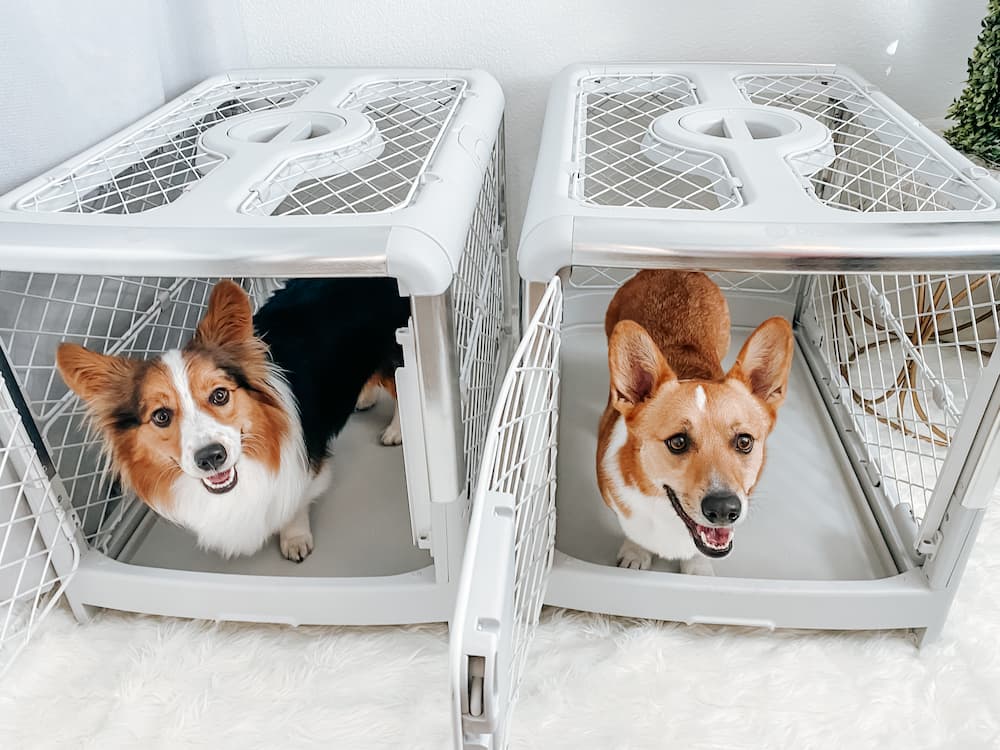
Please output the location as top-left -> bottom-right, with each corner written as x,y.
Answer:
697,525 -> 732,549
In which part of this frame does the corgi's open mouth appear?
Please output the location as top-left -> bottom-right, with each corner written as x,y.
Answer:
665,485 -> 733,558
202,467 -> 238,494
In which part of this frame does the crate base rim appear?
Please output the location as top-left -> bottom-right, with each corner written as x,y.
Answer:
544,555 -> 943,633
68,550 -> 454,626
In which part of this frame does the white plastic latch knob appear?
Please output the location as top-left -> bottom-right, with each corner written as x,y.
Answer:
932,381 -> 956,413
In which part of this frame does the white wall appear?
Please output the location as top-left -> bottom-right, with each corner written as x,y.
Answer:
240,0 -> 986,240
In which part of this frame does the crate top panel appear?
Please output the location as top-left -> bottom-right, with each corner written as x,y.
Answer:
0,68 -> 504,295
519,62 -> 1000,280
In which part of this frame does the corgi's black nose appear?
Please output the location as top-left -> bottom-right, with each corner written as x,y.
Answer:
701,492 -> 741,525
195,443 -> 228,472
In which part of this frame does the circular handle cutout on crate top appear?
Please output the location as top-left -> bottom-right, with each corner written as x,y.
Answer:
652,106 -> 814,145
224,110 -> 375,147
645,103 -> 837,178
228,114 -> 345,143
198,108 -> 386,187
675,108 -> 801,141
198,109 -> 381,163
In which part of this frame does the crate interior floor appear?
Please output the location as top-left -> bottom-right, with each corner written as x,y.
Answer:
123,395 -> 432,577
555,323 -> 898,581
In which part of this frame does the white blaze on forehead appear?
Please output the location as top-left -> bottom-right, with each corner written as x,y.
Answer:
161,350 -> 240,477
695,385 -> 707,412
162,350 -> 195,415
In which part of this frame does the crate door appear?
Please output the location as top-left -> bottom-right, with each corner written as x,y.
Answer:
0,362 -> 81,674
450,278 -> 562,750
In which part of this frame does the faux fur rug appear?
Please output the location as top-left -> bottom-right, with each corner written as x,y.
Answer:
2,498 -> 999,749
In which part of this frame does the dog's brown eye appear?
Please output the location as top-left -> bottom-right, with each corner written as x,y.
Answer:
735,433 -> 754,454
665,433 -> 689,454
210,388 -> 230,406
151,408 -> 172,428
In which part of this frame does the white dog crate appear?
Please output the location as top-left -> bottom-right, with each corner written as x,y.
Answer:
0,67 -> 514,671
451,63 -> 1000,748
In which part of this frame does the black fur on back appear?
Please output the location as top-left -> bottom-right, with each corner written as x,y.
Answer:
252,278 -> 410,467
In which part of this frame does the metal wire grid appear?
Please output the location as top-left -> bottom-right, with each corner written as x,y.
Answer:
739,74 -> 993,213
244,79 -> 466,216
452,140 -> 507,505
803,273 -> 998,524
0,274 -> 271,548
0,372 -> 78,673
16,80 -> 316,215
573,75 -> 742,210
568,267 -> 797,295
481,280 -> 561,745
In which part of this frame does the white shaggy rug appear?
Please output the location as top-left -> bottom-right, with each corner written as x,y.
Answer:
2,497 -> 1000,749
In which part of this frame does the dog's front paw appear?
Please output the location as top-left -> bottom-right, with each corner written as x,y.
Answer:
616,538 -> 653,570
380,421 -> 402,446
680,556 -> 715,576
280,531 -> 314,563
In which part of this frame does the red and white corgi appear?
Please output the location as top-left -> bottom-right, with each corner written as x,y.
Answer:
56,277 -> 409,561
597,270 -> 794,575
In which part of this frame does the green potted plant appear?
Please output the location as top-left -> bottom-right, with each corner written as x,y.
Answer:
945,0 -> 1000,169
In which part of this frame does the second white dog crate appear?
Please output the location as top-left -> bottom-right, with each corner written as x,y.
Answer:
0,67 -> 514,670
452,63 -> 1000,748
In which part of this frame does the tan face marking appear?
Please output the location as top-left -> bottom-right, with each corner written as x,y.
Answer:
124,362 -> 185,507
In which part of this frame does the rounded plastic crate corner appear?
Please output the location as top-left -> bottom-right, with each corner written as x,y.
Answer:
518,214 -> 575,283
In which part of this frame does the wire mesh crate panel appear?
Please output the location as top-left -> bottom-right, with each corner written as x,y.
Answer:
16,80 -> 316,216
738,74 -> 993,213
0,274 -> 272,547
0,275 -> 275,421
0,372 -> 78,671
802,272 -> 998,523
485,283 -> 561,741
567,267 -> 797,295
452,141 -> 506,501
39,401 -> 119,544
0,274 -> 193,421
573,74 -> 742,210
243,78 -> 467,216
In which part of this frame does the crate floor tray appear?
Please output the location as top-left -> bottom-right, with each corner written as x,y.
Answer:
123,397 -> 432,578
552,323 -> 897,582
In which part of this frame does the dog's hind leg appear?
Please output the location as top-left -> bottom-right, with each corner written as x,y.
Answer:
378,374 -> 402,446
355,373 -> 381,411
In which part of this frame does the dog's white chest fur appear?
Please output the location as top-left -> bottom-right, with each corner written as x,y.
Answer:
164,441 -> 312,558
603,417 -> 697,561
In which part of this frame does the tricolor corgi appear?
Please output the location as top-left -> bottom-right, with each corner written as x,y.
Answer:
56,277 -> 409,561
597,270 -> 794,575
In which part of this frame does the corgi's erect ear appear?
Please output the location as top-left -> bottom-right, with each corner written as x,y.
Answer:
727,316 -> 794,410
608,320 -> 675,415
192,280 -> 254,349
56,343 -> 140,407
